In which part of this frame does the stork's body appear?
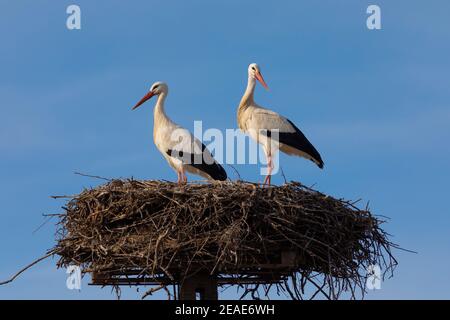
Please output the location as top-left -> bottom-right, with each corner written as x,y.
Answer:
133,82 -> 227,183
238,64 -> 324,185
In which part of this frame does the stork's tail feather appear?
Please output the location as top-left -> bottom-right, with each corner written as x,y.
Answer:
201,162 -> 228,181
167,149 -> 227,181
316,159 -> 324,169
277,119 -> 324,169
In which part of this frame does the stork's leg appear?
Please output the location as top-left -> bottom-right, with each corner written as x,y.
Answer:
181,167 -> 187,184
177,171 -> 182,184
263,154 -> 273,186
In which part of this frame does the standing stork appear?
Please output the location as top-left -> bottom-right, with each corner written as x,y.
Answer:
237,63 -> 324,185
132,81 -> 227,184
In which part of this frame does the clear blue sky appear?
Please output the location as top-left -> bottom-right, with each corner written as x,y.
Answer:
1,0 -> 449,299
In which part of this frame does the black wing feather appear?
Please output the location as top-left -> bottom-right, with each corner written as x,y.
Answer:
265,119 -> 324,169
167,144 -> 227,181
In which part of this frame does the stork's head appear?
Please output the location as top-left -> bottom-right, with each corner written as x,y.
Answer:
248,63 -> 269,90
132,81 -> 168,110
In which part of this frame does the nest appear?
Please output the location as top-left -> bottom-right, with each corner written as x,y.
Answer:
54,179 -> 397,300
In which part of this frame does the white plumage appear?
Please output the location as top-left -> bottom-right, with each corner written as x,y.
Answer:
237,63 -> 324,185
132,82 -> 227,184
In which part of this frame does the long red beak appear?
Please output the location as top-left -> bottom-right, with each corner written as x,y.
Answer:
132,91 -> 155,110
255,71 -> 269,90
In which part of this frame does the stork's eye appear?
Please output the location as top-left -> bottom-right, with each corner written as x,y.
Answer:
153,85 -> 159,90
251,66 -> 256,70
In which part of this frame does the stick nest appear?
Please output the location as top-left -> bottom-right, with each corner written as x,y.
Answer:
54,179 -> 397,300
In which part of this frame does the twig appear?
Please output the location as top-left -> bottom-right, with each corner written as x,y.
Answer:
0,250 -> 57,286
74,171 -> 112,181
141,285 -> 165,299
226,164 -> 242,181
279,166 -> 288,185
32,214 -> 56,235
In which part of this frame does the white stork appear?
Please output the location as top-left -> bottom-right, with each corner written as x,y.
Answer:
237,63 -> 324,185
132,81 -> 227,184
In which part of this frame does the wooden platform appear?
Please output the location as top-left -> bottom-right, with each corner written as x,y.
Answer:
89,250 -> 299,300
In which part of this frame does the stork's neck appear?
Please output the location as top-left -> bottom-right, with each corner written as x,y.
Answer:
239,76 -> 256,108
153,92 -> 170,126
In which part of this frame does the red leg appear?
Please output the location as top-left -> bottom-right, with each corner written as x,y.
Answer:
263,154 -> 273,186
177,171 -> 182,185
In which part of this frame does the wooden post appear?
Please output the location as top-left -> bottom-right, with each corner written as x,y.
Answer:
179,272 -> 218,300
281,250 -> 297,267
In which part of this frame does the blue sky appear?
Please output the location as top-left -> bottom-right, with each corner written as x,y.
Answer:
0,0 -> 449,299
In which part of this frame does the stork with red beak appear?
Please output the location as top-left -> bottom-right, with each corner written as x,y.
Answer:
237,63 -> 324,185
132,81 -> 227,184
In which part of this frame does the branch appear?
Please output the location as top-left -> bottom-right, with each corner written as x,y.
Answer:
0,250 -> 57,286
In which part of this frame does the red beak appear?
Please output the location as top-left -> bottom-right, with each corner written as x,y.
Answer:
255,71 -> 269,90
132,91 -> 155,110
